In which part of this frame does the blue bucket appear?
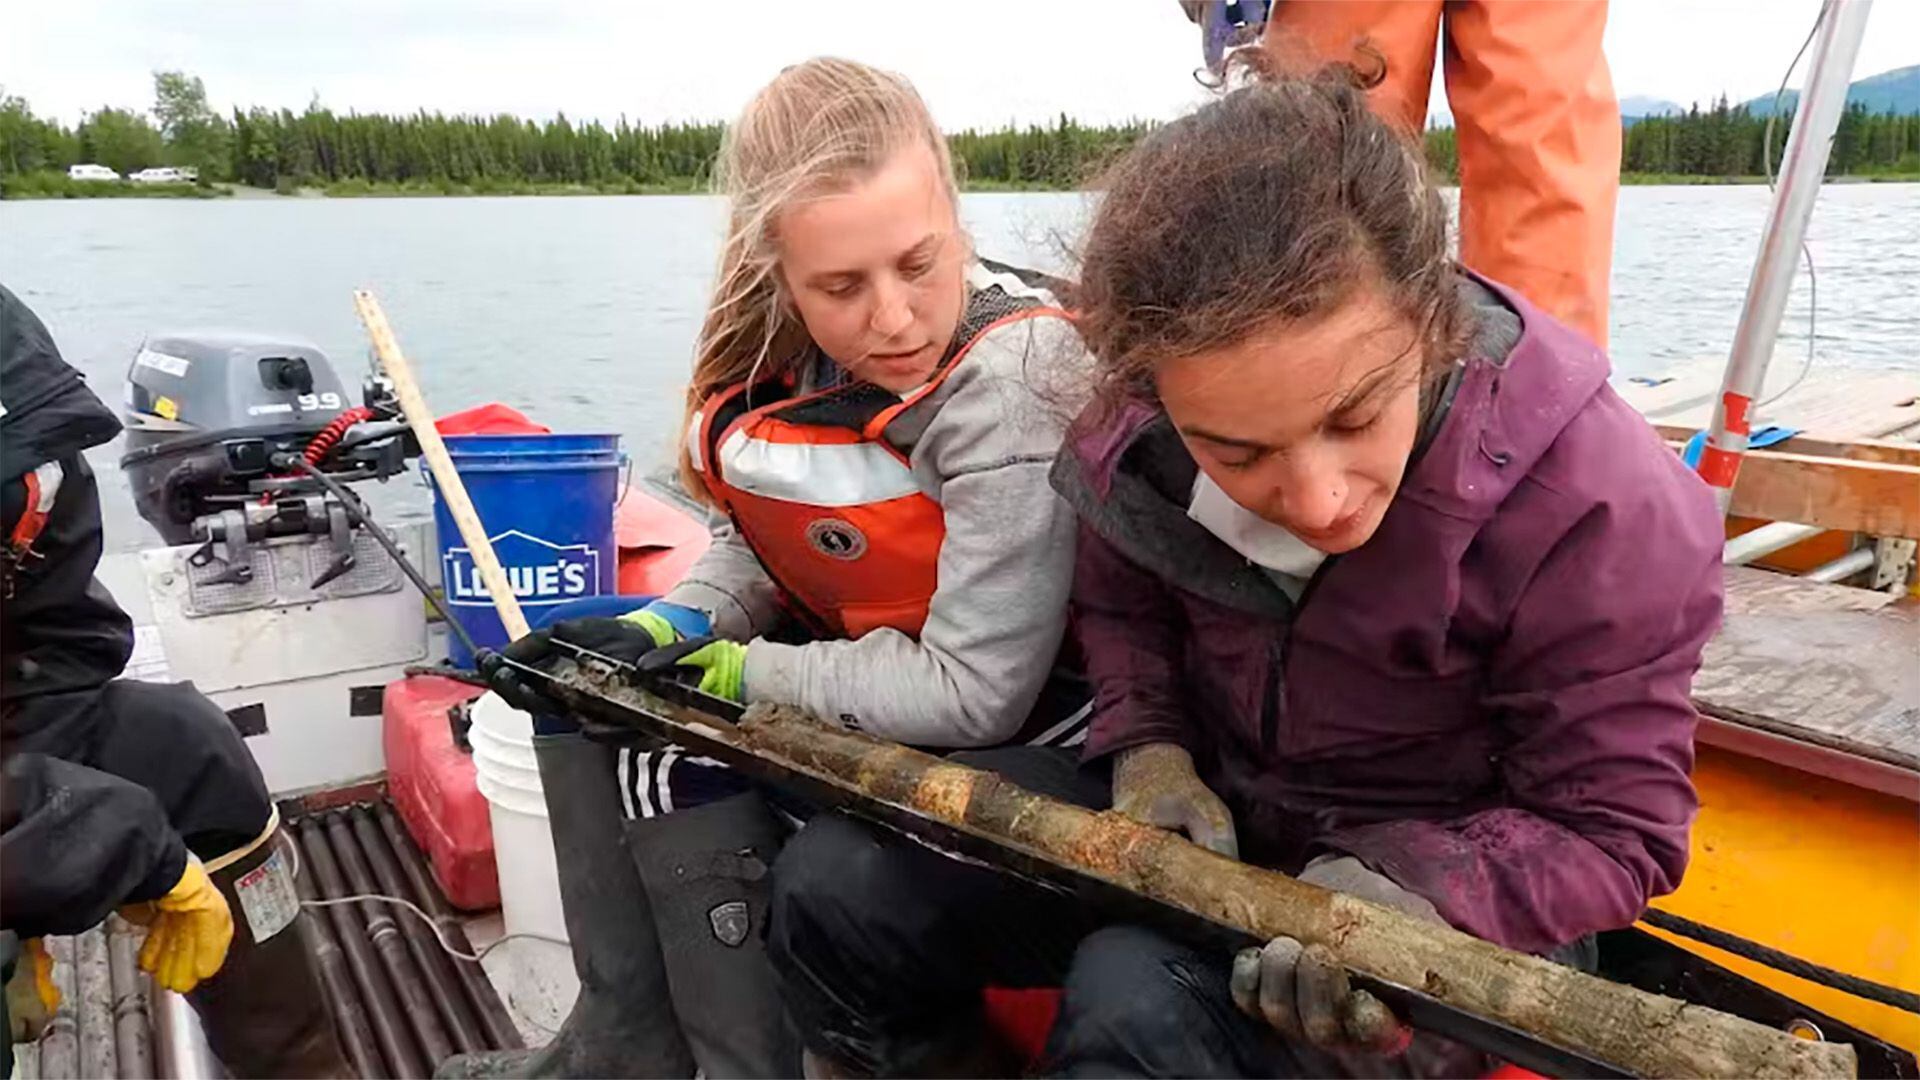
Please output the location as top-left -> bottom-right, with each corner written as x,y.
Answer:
427,433 -> 623,667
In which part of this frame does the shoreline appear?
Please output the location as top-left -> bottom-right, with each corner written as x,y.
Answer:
4,173 -> 1917,200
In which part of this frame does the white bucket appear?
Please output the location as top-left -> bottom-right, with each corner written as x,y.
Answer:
467,693 -> 578,1035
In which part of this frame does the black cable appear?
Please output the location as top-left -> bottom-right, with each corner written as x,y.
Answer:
292,458 -> 483,660
1758,0 -> 1826,409
1762,4 -> 1823,190
1641,908 -> 1920,1015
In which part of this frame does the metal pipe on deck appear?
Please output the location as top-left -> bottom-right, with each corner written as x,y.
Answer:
104,915 -> 152,1080
372,801 -> 524,1050
148,988 -> 216,1080
1723,520 -> 1826,565
299,816 -> 427,1078
291,815 -> 391,1079
322,810 -> 456,1068
1803,546 -> 1876,583
347,806 -> 491,1055
37,936 -> 79,1080
1697,0 -> 1873,514
74,924 -> 117,1079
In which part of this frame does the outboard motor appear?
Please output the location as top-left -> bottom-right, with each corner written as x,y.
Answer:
120,331 -> 414,585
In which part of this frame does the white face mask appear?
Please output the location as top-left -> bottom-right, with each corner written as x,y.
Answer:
1187,472 -> 1328,579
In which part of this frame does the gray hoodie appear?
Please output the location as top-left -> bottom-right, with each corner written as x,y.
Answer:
663,264 -> 1091,746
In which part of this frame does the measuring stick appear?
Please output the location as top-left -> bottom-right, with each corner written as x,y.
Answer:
352,289 -> 531,640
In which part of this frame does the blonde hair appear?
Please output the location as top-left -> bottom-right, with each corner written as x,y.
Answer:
677,57 -> 961,503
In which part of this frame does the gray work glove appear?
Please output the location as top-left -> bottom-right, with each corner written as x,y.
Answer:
1110,742 -> 1239,858
1230,855 -> 1443,1055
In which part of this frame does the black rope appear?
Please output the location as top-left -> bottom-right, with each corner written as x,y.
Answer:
1641,908 -> 1920,1015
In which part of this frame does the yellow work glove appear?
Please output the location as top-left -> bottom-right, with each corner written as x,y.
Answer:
31,937 -> 57,1014
5,938 -> 59,1040
132,856 -> 235,994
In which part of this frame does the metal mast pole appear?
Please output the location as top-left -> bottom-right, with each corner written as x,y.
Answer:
1694,0 -> 1873,513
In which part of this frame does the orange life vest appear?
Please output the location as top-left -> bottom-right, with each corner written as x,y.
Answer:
692,275 -> 1063,640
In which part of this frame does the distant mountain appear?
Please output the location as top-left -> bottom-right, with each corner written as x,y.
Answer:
1421,64 -> 1917,130
1620,95 -> 1683,119
1431,94 -> 1709,128
1742,63 -> 1920,117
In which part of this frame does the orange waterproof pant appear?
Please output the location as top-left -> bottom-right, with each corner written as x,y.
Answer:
1265,0 -> 1620,346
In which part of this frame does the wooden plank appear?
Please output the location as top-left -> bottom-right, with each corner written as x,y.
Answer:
1651,426 -> 1920,469
1766,374 -> 1920,440
1694,715 -> 1920,802
1662,440 -> 1920,537
1615,361 -> 1728,419
1719,566 -> 1900,616
1617,360 -> 1920,440
1692,567 -> 1920,772
1724,450 -> 1920,538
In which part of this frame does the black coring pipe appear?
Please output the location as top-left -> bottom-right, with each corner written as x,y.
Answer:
299,817 -> 428,1078
322,811 -> 456,1069
288,821 -> 386,1079
371,801 -> 525,1050
347,806 -> 490,1054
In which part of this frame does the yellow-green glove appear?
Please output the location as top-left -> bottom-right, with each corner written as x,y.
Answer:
128,856 -> 234,993
636,636 -> 748,702
489,610 -> 682,714
618,608 -> 679,649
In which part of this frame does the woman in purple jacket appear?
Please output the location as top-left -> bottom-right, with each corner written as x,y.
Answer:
766,62 -> 1725,1078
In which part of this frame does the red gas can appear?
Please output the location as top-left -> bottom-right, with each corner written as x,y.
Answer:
383,674 -> 497,910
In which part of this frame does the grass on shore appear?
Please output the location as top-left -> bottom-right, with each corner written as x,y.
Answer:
314,172 -> 1920,194
0,171 -> 227,199
318,176 -> 707,198
6,170 -> 1916,199
1619,171 -> 1920,185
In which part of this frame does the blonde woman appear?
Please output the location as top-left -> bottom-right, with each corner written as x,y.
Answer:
476,57 -> 1093,1079
509,56 -> 1091,749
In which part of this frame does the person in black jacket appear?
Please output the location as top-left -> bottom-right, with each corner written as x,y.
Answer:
0,284 -> 350,1078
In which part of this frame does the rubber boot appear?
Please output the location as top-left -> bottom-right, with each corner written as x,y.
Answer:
435,732 -> 697,1079
192,824 -> 356,1078
626,790 -> 802,1079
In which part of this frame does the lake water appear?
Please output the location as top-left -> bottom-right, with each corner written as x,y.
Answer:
3,184 -> 1916,552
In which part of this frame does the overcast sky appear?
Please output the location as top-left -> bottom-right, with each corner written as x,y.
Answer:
6,1 -> 1917,131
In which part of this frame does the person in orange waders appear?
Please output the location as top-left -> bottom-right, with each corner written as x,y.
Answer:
1188,0 -> 1621,346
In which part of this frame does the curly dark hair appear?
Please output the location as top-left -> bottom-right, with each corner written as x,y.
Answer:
1072,53 -> 1469,405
